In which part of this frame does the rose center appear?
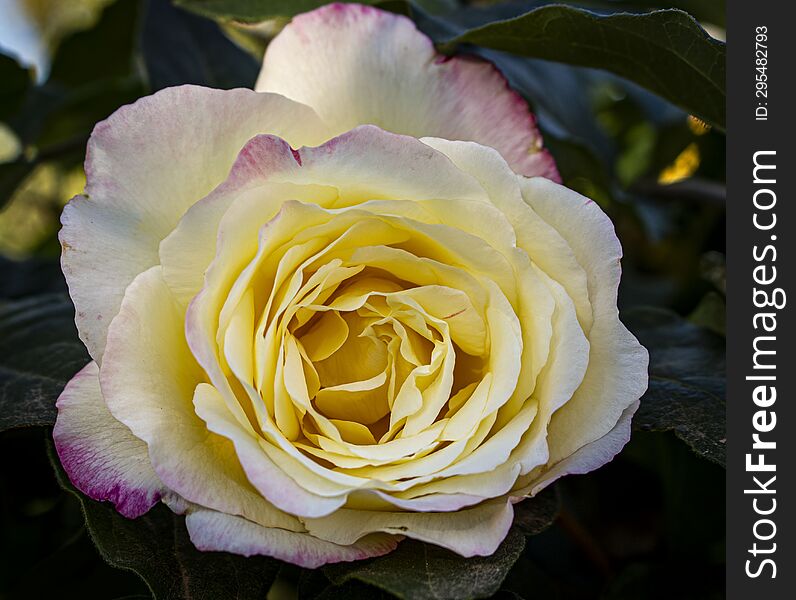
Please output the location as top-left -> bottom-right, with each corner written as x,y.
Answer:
279,267 -> 486,453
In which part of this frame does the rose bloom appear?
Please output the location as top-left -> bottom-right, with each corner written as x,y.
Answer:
53,3 -> 648,567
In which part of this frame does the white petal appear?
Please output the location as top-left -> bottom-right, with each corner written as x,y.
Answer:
257,4 -> 558,178
186,509 -> 398,568
61,85 -> 330,361
193,382 -> 349,518
521,400 -> 639,496
304,500 -> 514,557
519,178 -> 648,463
160,126 -> 483,306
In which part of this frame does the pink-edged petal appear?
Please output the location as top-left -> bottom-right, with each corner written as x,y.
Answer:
185,509 -> 399,568
257,3 -> 559,180
61,85 -> 330,362
53,361 -> 163,518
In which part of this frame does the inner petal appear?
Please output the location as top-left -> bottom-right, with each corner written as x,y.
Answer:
313,312 -> 388,388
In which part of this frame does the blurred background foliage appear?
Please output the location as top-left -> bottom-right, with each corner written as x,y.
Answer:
0,0 -> 725,598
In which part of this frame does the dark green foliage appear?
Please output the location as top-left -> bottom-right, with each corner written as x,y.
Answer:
512,487 -> 560,537
0,428 -> 151,599
440,6 -> 725,129
141,0 -> 260,90
319,491 -> 559,599
176,0 -> 382,20
626,307 -> 726,466
0,161 -> 34,211
48,441 -> 281,600
0,295 -> 88,432
0,54 -> 30,122
324,532 -> 526,600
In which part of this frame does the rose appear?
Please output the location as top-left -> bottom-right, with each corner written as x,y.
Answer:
53,3 -> 648,567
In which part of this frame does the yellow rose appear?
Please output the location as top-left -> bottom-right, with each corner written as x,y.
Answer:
53,3 -> 647,566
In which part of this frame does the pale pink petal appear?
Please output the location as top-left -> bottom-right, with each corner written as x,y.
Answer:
160,125 -> 486,305
53,362 -> 163,518
61,85 -> 330,362
257,3 -> 559,179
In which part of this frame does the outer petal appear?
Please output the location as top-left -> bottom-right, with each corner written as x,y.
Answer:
61,85 -> 331,361
304,500 -> 515,558
186,509 -> 399,569
99,265 -> 303,533
53,362 -> 163,518
518,177 -> 649,463
256,3 -> 559,180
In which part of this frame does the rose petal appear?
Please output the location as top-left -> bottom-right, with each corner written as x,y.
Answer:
160,126 -> 485,307
304,499 -> 514,557
521,400 -> 640,496
62,85 -> 330,361
518,178 -> 648,464
185,509 -> 399,568
99,265 -> 303,531
257,3 -> 558,179
53,361 -> 163,518
420,137 -> 592,333
193,382 -> 350,518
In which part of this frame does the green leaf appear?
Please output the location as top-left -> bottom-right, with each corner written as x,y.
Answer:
48,441 -> 281,600
8,0 -> 145,150
625,307 -> 725,466
48,0 -> 140,87
592,0 -> 726,29
440,6 -> 725,130
0,256 -> 66,300
543,135 -> 615,207
299,569 -> 395,599
319,489 -> 558,599
0,294 -> 88,432
141,0 -> 259,91
324,530 -> 525,600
